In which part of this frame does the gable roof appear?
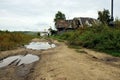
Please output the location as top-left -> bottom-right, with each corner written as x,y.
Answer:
73,17 -> 97,27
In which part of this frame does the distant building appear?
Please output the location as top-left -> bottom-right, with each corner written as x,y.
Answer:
55,17 -> 98,32
40,31 -> 49,36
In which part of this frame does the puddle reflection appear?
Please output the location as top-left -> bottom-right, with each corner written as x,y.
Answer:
25,42 -> 56,50
0,54 -> 39,68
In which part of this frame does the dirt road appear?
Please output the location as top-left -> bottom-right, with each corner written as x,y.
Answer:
0,38 -> 120,80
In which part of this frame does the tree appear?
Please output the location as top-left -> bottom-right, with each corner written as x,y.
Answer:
54,11 -> 66,22
115,17 -> 120,27
98,9 -> 110,25
37,32 -> 40,36
48,27 -> 57,35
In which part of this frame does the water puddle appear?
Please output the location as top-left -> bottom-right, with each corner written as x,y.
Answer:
0,54 -> 39,68
25,42 -> 56,50
0,42 -> 55,68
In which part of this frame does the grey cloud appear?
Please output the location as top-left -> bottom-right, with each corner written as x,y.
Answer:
0,0 -> 119,31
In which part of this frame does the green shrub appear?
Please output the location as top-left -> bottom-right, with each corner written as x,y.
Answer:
52,24 -> 120,56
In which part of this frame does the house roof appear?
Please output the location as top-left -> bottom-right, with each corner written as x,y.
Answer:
73,17 -> 97,26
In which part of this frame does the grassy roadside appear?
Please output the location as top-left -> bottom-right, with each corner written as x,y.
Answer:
50,25 -> 120,57
0,31 -> 37,51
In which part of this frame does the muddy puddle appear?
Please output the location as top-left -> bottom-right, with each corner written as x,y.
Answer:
25,42 -> 56,50
0,54 -> 39,68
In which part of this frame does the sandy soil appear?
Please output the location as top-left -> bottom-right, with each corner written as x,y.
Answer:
0,38 -> 120,80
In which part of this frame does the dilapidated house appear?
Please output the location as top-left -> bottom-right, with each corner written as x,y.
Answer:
55,17 -> 98,32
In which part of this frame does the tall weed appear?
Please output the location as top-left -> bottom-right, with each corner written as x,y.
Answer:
0,31 -> 34,51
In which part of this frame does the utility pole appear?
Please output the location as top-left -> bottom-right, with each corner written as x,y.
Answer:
109,0 -> 114,26
111,0 -> 114,21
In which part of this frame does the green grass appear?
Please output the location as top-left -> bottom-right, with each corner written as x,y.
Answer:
68,45 -> 81,49
49,35 -> 64,42
76,49 -> 88,54
103,50 -> 120,57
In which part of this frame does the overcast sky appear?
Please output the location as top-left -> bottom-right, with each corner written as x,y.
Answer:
0,0 -> 120,31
